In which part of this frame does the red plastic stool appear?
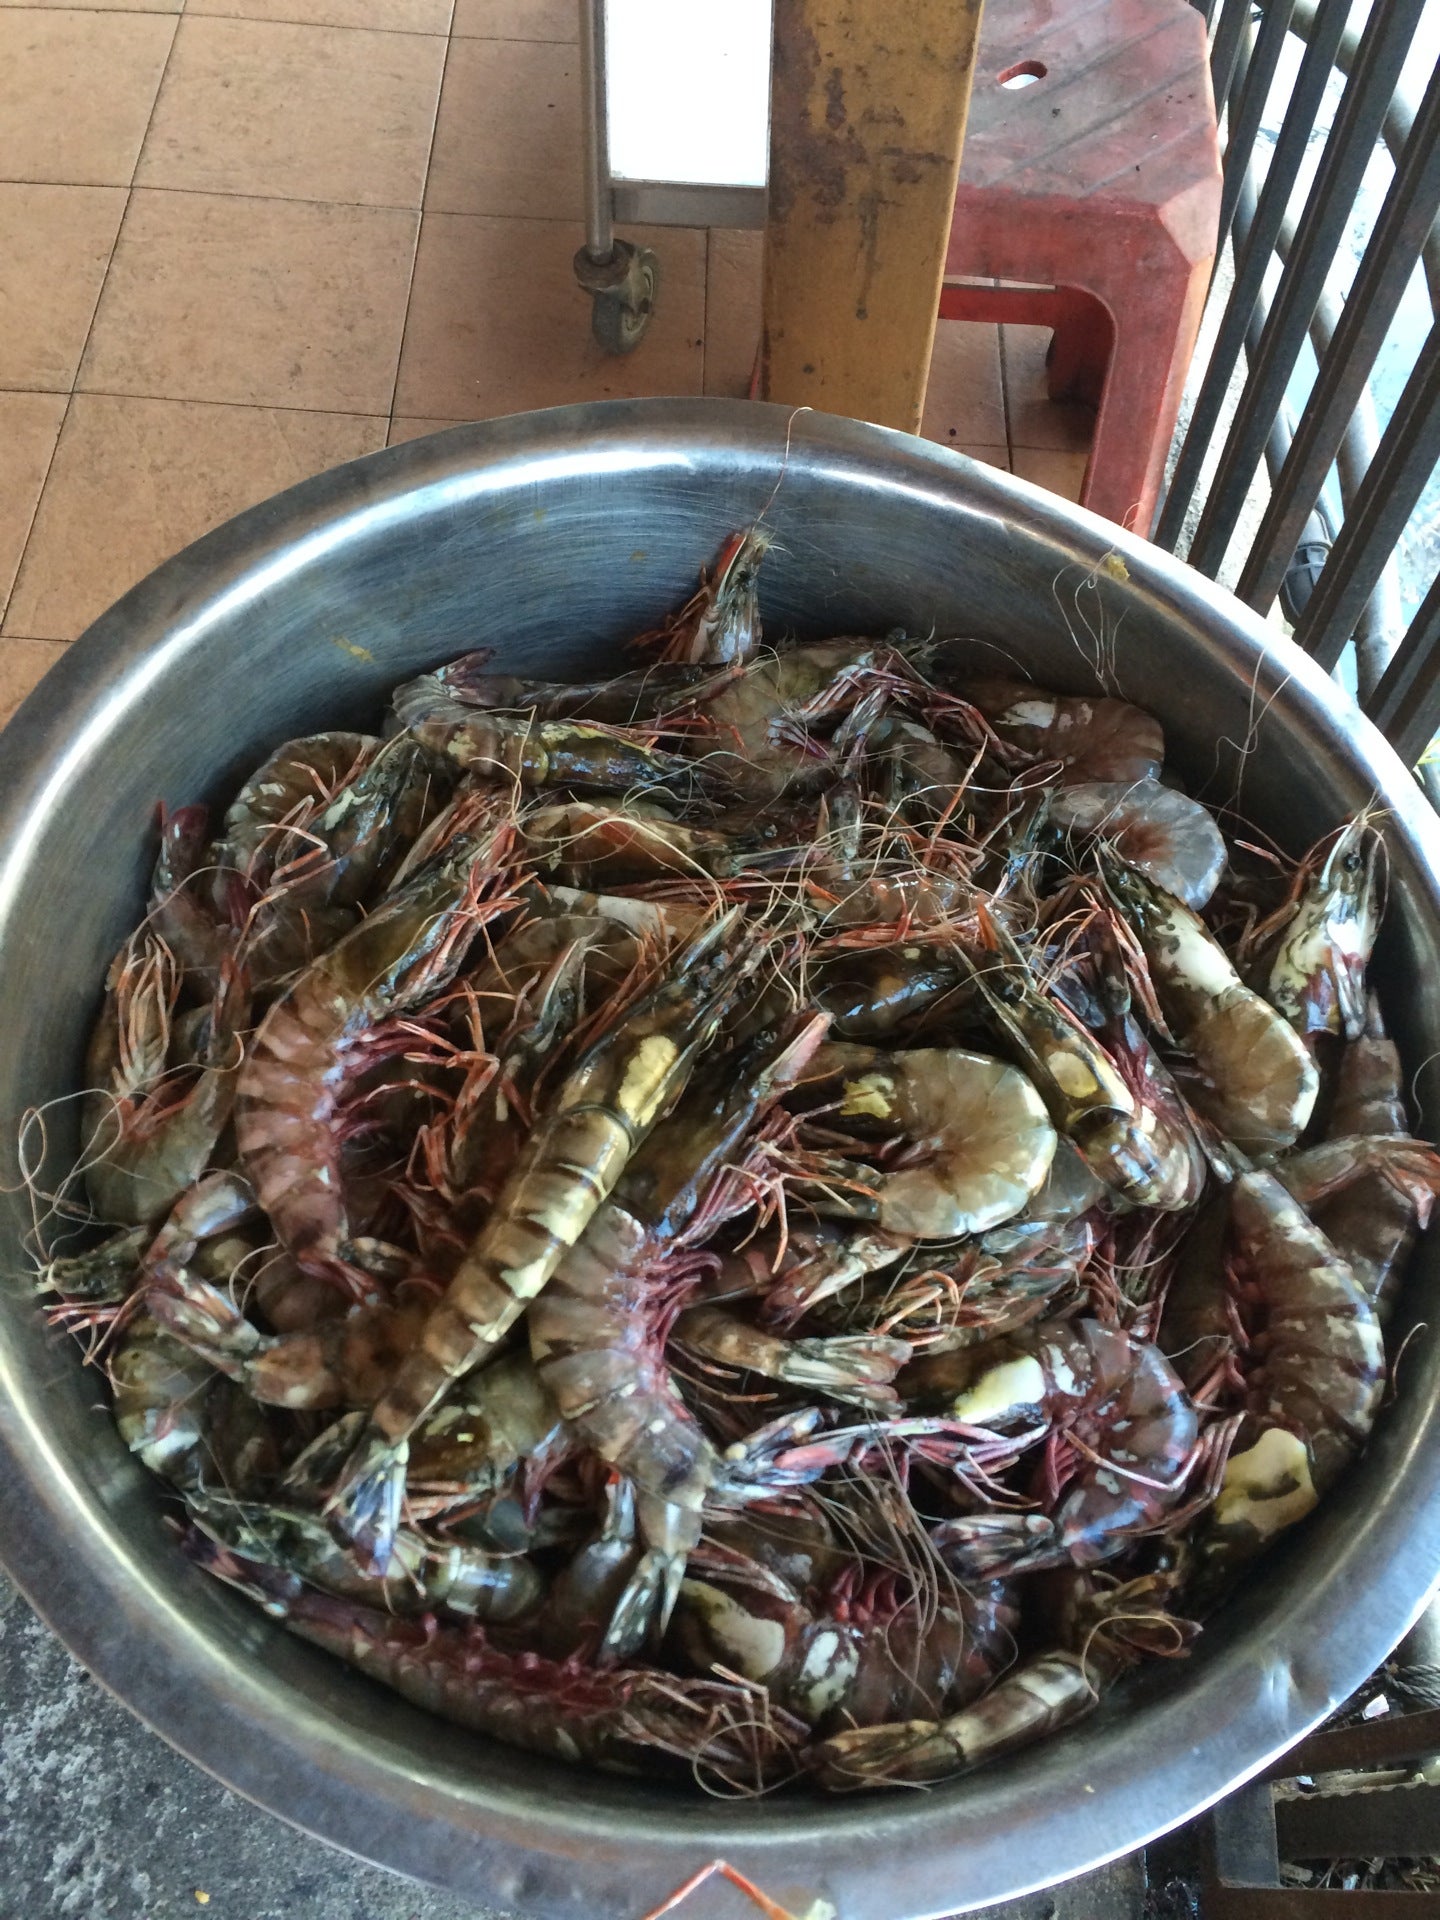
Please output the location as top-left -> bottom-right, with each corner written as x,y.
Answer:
940,0 -> 1221,533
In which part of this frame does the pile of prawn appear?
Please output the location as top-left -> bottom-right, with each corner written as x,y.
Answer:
27,525 -> 1440,1796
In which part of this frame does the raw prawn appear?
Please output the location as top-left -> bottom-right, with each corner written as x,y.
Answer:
528,1019 -> 831,1646
1276,1134 -> 1440,1319
1265,815 -> 1384,1038
671,1303 -> 909,1412
673,1548 -> 1018,1733
959,928 -> 1174,1207
1105,863 -> 1318,1155
392,675 -> 713,797
519,799 -> 791,887
1047,780 -> 1227,909
234,793 -> 516,1293
185,1491 -> 543,1622
811,1571 -> 1191,1788
1302,999 -> 1426,1321
1202,1171 -> 1385,1567
328,907 -> 761,1570
82,944 -> 240,1229
110,1312 -> 277,1493
944,673 -> 1164,785
642,527 -> 770,666
807,944 -> 969,1041
431,652 -> 737,722
187,1535 -> 805,1789
238,735 -> 446,989
149,1272 -> 432,1410
906,1318 -> 1200,1569
792,1041 -> 1058,1239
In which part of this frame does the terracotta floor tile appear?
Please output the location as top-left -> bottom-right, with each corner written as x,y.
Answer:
922,319 -> 1007,446
1011,446 -> 1089,503
0,639 -> 67,731
0,11 -> 175,186
703,229 -> 761,399
188,0 -> 448,29
395,213 -> 703,419
451,0 -> 573,36
0,185 -> 127,392
5,395 -> 385,643
137,17 -> 446,209
1003,322 -> 1095,453
0,393 -> 66,622
425,37 -> 580,218
947,444 -> 1010,471
389,416 -> 467,444
80,191 -> 418,414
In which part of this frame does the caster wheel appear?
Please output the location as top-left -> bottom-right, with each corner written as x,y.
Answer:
574,241 -> 660,356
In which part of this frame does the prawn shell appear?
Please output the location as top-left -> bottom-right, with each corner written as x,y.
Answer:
1049,780 -> 1227,909
822,1045 -> 1058,1239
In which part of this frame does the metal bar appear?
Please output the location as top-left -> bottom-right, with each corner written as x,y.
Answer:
577,0 -> 613,261
761,0 -> 985,434
1216,0 -> 1298,259
1209,1894 -> 1440,1915
1182,0 -> 1428,575
1275,1781 -> 1440,1858
611,181 -> 766,229
1263,1706 -> 1440,1781
1365,571 -> 1440,768
1209,0 -> 1254,111
1237,53 -> 1440,612
1292,320 -> 1440,669
1293,0 -> 1440,316
1230,162 -> 1405,698
1212,1779 -> 1282,1885
1153,0 -> 1353,550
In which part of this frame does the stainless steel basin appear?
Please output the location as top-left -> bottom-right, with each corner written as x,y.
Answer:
2,398 -> 1439,1920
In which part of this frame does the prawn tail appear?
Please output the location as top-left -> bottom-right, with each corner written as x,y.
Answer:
601,1548 -> 676,1665
810,1719 -> 960,1790
180,1529 -> 304,1617
774,1332 -> 910,1409
148,1273 -> 262,1376
324,1427 -> 410,1576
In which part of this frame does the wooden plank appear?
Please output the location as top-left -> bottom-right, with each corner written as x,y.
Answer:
761,0 -> 985,433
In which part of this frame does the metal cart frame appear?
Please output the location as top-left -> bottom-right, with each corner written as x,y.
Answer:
573,0 -> 766,352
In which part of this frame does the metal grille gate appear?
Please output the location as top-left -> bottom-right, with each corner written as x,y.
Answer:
1167,0 -> 1440,793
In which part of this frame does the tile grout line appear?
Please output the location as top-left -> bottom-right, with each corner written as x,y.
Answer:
0,177 -> 589,224
1,7 -> 185,639
997,321 -> 1015,475
387,0 -> 460,440
2,384 -> 391,420
0,3 -> 574,41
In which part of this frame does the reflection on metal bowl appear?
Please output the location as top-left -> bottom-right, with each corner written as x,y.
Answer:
2,399 -> 1439,1920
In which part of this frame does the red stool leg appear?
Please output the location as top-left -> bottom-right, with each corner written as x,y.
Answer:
1044,287 -> 1114,411
1073,238 -> 1210,533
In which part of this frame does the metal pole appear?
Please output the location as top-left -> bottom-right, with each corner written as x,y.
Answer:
1154,0 -> 1353,551
1366,570 -> 1440,769
577,0 -> 614,264
1209,0 -> 1255,112
1215,0 -> 1298,261
1181,0 -> 1427,574
1237,52 -> 1440,613
1292,319 -> 1440,670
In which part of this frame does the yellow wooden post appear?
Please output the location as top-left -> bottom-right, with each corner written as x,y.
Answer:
761,0 -> 985,434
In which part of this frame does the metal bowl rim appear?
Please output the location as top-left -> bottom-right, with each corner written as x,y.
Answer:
3,397 -> 1440,1918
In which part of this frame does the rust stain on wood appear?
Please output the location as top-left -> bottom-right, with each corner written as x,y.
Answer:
762,0 -> 986,433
